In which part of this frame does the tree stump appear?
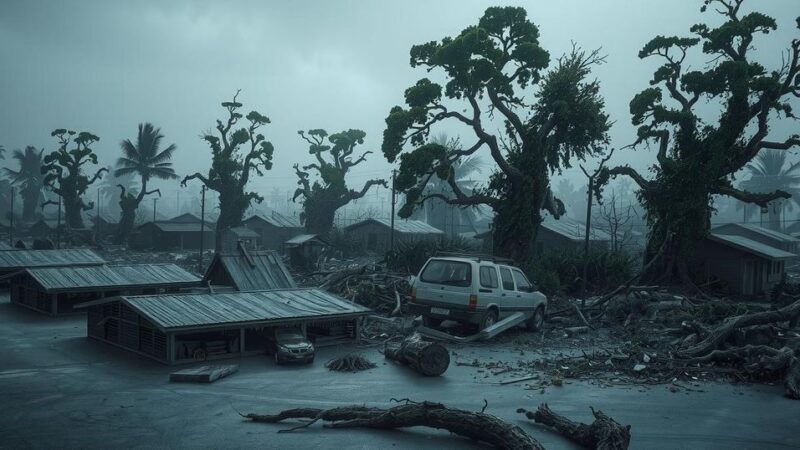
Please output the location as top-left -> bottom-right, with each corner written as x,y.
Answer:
385,333 -> 450,376
518,403 -> 631,450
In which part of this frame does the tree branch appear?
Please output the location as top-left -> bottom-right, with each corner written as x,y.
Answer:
714,185 -> 791,208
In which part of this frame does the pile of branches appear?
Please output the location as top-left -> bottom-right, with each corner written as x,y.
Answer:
324,353 -> 377,372
244,399 -> 631,450
317,264 -> 411,314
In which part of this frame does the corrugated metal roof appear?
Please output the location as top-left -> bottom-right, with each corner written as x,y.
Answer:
709,233 -> 796,260
346,218 -> 445,235
712,223 -> 800,244
228,227 -> 259,238
0,248 -> 105,270
168,213 -> 204,223
139,221 -> 216,233
25,264 -> 200,293
245,211 -> 302,228
94,289 -> 371,331
285,234 -> 327,246
0,242 -> 11,250
204,250 -> 296,291
540,215 -> 611,242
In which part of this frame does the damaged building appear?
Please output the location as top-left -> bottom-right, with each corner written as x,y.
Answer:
202,247 -> 296,291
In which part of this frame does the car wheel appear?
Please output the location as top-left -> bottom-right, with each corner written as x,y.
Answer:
480,308 -> 498,330
527,306 -> 545,332
422,316 -> 443,328
308,356 -> 315,364
274,352 -> 281,365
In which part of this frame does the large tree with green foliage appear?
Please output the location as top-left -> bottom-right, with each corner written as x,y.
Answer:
41,130 -> 107,229
293,129 -> 386,234
598,0 -> 800,286
4,146 -> 45,222
382,7 -> 610,261
182,92 -> 275,250
114,123 -> 178,243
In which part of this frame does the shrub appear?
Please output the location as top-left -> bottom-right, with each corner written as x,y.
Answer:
385,236 -> 479,274
523,247 -> 634,296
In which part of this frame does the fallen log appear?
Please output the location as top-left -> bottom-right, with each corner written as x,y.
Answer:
244,400 -> 544,450
385,333 -> 450,376
517,403 -> 631,450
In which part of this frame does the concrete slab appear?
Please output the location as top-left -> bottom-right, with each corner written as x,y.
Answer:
0,294 -> 798,449
170,365 -> 239,383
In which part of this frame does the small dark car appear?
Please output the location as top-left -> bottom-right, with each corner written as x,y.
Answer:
266,328 -> 315,364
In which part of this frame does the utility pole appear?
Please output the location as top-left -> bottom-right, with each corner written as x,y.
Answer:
56,196 -> 61,249
199,185 -> 206,273
579,149 -> 615,304
390,169 -> 396,253
9,187 -> 14,247
96,187 -> 101,242
152,197 -> 158,247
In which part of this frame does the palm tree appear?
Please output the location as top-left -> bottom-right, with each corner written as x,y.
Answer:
738,150 -> 800,231
114,123 -> 178,243
3,146 -> 45,222
405,134 -> 484,236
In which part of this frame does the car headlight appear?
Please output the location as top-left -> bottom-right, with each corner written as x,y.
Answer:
278,344 -> 290,351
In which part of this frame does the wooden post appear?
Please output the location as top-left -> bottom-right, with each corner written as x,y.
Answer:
390,169 -> 396,253
168,333 -> 175,364
240,327 -> 246,355
199,186 -> 206,273
9,186 -> 13,247
51,294 -> 58,316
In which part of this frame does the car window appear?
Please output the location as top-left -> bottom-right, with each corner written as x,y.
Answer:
499,267 -> 514,290
420,260 -> 472,287
512,270 -> 531,291
479,266 -> 498,288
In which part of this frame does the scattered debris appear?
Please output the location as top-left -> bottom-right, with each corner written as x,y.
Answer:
245,399 -> 545,450
417,312 -> 528,343
169,365 -> 238,383
518,403 -> 631,450
324,353 -> 377,372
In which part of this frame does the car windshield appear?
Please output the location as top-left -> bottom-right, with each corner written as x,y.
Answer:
420,260 -> 472,287
276,329 -> 305,342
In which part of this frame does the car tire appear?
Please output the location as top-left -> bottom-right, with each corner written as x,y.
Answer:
308,356 -> 315,364
422,316 -> 443,328
526,306 -> 545,332
274,352 -> 281,365
479,308 -> 498,330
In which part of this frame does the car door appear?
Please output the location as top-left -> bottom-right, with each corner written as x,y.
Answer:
498,266 -> 516,316
477,265 -> 501,312
512,268 -> 541,313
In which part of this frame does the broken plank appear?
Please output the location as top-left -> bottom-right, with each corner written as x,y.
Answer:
170,364 -> 239,383
499,374 -> 540,385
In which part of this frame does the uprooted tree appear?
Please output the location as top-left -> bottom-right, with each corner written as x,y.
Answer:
182,91 -> 275,250
293,129 -> 386,234
382,6 -> 610,262
41,129 -> 107,230
597,0 -> 800,286
113,123 -> 178,243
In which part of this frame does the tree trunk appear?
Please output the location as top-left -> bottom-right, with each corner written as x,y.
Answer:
384,333 -> 450,376
493,186 -> 541,263
115,204 -> 137,244
518,404 -> 631,450
62,193 -> 84,229
303,201 -> 338,235
21,188 -> 39,222
767,202 -> 782,232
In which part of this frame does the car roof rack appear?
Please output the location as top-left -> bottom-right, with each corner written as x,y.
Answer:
433,251 -> 516,265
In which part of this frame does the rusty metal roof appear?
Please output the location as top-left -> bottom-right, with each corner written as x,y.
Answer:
81,289 -> 371,332
0,248 -> 105,270
203,250 -> 296,291
345,218 -> 444,235
23,264 -> 200,293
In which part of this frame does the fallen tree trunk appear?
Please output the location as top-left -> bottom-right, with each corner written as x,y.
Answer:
517,403 -> 631,450
245,400 -> 544,450
385,333 -> 450,376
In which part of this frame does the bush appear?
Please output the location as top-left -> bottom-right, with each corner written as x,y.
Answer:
325,228 -> 363,259
523,247 -> 634,296
385,236 -> 479,274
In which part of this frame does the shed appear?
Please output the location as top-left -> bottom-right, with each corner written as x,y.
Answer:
712,223 -> 799,256
284,234 -> 330,270
344,218 -> 444,253
9,264 -> 200,315
91,212 -> 120,237
243,211 -> 303,250
0,248 -> 106,280
202,248 -> 296,291
79,289 -> 371,364
27,218 -> 64,239
220,226 -> 260,251
535,215 -> 611,254
693,233 -> 795,295
130,218 -> 216,250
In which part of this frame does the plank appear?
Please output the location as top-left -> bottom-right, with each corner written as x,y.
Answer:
169,364 -> 239,383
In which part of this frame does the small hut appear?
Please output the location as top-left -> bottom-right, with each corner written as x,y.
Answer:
202,246 -> 296,291
130,213 -> 216,250
242,211 -> 303,250
712,223 -> 799,256
284,234 -> 330,270
344,218 -> 444,253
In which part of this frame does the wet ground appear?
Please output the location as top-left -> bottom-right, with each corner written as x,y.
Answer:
1,295 -> 799,449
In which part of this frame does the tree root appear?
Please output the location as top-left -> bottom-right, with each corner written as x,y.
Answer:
324,353 -> 377,372
517,404 -> 631,450
245,399 -> 544,449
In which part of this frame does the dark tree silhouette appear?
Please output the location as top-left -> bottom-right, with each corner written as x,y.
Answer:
3,146 -> 45,222
113,123 -> 178,243
598,0 -> 800,287
382,7 -> 610,261
293,129 -> 387,234
41,130 -> 107,230
181,91 -> 275,250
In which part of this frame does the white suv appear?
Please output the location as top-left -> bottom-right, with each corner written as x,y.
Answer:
409,255 -> 547,331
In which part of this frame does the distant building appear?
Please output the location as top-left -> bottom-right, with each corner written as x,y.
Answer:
9,264 -> 200,315
91,212 -> 120,238
27,218 -> 64,240
474,216 -> 611,255
712,223 -> 799,256
220,227 -> 260,252
242,212 -> 303,250
693,232 -> 795,295
344,218 -> 444,253
284,234 -> 330,270
202,247 -> 296,291
130,213 -> 216,250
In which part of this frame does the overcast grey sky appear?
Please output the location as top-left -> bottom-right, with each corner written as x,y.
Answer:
1,0 -> 798,205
